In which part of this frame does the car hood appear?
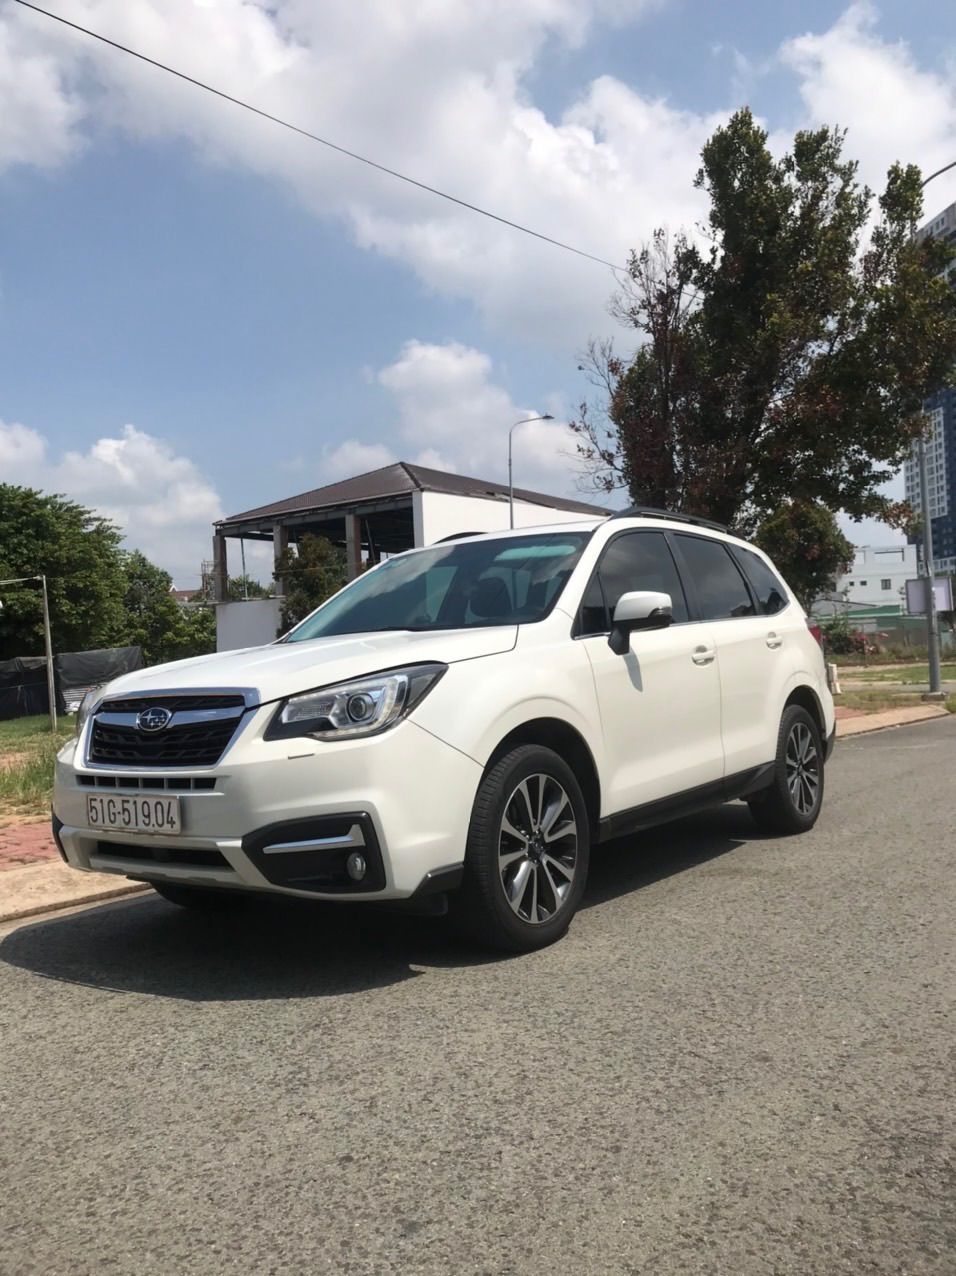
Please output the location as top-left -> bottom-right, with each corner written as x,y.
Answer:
99,627 -> 518,705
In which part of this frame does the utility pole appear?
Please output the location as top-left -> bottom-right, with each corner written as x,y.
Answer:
915,161 -> 956,697
40,575 -> 57,732
917,439 -> 945,699
508,414 -> 554,528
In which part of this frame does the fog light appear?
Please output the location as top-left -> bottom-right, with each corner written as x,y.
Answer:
346,852 -> 367,882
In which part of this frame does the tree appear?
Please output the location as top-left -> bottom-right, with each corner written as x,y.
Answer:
274,534 -> 348,631
162,604 -> 217,662
572,109 -> 956,534
0,485 -> 127,660
226,575 -> 270,601
754,501 -> 854,611
120,551 -> 216,665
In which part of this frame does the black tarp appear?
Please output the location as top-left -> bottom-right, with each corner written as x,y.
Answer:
0,656 -> 66,720
0,646 -> 143,720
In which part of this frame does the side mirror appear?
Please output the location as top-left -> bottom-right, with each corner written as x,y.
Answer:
608,590 -> 673,654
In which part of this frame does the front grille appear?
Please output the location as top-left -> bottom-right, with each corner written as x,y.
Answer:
102,694 -> 245,714
90,718 -> 240,767
95,842 -> 229,869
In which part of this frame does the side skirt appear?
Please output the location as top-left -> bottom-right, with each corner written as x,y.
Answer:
596,764 -> 775,844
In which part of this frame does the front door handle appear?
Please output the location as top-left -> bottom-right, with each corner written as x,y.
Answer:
692,645 -> 716,666
766,632 -> 783,650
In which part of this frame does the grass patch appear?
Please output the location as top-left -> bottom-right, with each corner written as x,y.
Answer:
830,651 -> 929,667
0,715 -> 74,821
845,664 -> 956,684
834,690 -> 925,713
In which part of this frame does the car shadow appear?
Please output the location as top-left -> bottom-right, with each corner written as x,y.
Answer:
0,805 -> 757,1002
584,803 -> 754,910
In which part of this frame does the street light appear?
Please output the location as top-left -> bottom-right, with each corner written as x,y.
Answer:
0,574 -> 57,731
508,414 -> 554,528
915,162 -> 956,699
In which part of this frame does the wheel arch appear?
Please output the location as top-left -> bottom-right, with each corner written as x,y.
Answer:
784,683 -> 826,738
485,718 -> 601,841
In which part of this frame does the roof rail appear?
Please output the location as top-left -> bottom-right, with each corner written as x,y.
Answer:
609,505 -> 729,534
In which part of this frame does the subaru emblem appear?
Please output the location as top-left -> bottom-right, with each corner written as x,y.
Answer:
137,706 -> 173,732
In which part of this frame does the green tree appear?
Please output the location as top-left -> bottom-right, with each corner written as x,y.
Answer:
572,109 -> 956,533
162,604 -> 217,662
120,552 -> 185,665
274,534 -> 348,632
0,485 -> 127,660
754,501 -> 854,611
226,575 -> 270,601
120,552 -> 216,665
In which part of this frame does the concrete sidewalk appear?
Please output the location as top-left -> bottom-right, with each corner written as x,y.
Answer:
0,702 -> 949,924
834,702 -> 950,737
0,860 -> 147,923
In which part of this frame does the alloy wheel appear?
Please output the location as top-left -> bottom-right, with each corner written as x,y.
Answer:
498,773 -> 578,925
785,721 -> 820,816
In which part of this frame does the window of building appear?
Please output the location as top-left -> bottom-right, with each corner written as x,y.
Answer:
674,535 -> 755,621
881,578 -> 892,591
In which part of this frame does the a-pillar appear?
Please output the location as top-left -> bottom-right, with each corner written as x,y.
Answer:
345,514 -> 362,580
273,523 -> 289,596
212,532 -> 228,602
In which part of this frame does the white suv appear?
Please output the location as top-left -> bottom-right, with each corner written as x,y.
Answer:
53,510 -> 835,951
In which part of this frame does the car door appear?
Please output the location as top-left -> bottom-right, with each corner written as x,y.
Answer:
670,533 -> 787,777
576,530 -> 724,817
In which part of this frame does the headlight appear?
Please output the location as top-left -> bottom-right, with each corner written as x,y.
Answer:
265,663 -> 447,742
74,686 -> 105,739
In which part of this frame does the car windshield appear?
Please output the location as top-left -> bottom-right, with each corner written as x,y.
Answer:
283,531 -> 593,641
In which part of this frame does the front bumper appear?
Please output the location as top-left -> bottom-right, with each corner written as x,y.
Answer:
52,715 -> 480,901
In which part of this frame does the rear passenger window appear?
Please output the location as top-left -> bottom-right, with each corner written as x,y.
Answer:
675,535 -> 755,621
578,531 -> 688,635
732,547 -> 789,616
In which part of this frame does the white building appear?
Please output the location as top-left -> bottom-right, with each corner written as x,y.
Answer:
834,544 -> 918,609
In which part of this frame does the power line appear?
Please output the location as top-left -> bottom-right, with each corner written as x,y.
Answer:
13,0 -> 625,273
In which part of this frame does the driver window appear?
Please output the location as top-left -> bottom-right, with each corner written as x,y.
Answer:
578,531 -> 688,636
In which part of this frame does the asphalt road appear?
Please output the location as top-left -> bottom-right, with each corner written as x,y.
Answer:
2,718 -> 954,1276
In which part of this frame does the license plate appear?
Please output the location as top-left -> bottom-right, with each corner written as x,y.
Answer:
87,793 -> 182,835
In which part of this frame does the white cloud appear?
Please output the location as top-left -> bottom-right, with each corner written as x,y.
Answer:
0,419 -> 222,587
0,0 -> 708,342
781,3 -> 956,207
321,439 -> 396,481
329,339 -> 592,499
0,10 -> 84,169
3,1 -> 956,343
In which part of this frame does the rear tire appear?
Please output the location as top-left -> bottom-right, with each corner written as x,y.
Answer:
455,745 -> 590,953
748,705 -> 824,835
149,881 -> 245,910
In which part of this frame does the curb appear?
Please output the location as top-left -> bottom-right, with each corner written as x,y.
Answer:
0,861 -> 149,925
835,704 -> 950,739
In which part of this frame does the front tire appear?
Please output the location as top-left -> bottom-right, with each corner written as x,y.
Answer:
455,745 -> 590,952
748,705 -> 824,835
149,881 -> 246,910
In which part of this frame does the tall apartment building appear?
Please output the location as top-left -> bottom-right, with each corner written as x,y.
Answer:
905,203 -> 956,575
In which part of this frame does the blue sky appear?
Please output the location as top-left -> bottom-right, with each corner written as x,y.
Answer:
2,0 -> 955,584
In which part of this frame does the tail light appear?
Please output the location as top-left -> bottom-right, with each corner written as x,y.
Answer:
807,621 -> 823,647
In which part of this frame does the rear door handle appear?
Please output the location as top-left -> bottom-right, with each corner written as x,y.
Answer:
692,645 -> 716,666
766,632 -> 783,650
